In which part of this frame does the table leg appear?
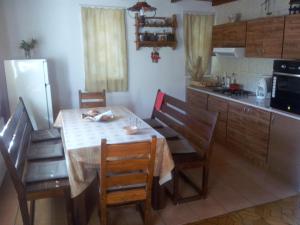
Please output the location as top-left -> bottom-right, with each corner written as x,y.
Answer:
72,178 -> 98,225
151,177 -> 167,210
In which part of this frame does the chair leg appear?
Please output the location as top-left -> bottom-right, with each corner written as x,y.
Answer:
144,200 -> 151,225
30,200 -> 35,225
100,202 -> 107,225
172,168 -> 180,204
202,166 -> 209,198
18,197 -> 31,225
64,189 -> 74,225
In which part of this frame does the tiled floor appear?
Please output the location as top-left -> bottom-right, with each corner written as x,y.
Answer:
189,195 -> 300,225
0,143 -> 298,225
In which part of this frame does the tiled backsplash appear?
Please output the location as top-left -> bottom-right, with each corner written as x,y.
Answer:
211,56 -> 273,92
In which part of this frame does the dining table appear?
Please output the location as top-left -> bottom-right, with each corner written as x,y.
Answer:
54,106 -> 174,225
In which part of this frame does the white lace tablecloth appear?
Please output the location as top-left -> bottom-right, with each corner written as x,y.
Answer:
54,106 -> 174,197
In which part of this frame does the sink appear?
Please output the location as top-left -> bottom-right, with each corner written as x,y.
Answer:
211,87 -> 229,93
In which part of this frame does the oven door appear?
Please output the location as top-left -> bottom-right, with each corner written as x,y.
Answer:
271,73 -> 300,114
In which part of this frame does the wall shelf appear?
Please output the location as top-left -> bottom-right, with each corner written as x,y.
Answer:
135,14 -> 177,50
136,41 -> 177,49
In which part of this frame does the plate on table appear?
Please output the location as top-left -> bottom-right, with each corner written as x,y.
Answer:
82,110 -> 115,122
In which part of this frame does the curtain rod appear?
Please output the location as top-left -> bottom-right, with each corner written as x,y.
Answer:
80,4 -> 127,10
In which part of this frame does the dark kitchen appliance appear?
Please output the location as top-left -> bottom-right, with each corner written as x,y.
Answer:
271,60 -> 300,114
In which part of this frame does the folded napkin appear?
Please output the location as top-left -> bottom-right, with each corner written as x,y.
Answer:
83,110 -> 114,122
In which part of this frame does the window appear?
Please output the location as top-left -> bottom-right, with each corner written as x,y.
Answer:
81,7 -> 128,92
184,14 -> 213,81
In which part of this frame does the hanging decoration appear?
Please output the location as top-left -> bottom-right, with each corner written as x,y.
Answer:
289,0 -> 300,14
151,48 -> 161,63
127,1 -> 157,18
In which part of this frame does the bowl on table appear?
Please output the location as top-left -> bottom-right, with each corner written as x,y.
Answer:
123,126 -> 138,135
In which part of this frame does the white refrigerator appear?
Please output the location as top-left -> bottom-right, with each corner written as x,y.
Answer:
4,59 -> 54,130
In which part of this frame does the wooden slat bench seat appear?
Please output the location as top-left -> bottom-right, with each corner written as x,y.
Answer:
31,128 -> 61,143
146,90 -> 218,204
0,99 -> 73,225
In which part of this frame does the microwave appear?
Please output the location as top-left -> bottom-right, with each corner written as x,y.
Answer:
271,60 -> 300,115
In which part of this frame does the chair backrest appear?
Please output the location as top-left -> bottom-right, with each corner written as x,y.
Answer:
100,136 -> 157,206
79,90 -> 106,108
151,90 -> 218,160
0,98 -> 33,194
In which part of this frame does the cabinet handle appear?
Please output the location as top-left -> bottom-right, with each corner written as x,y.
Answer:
271,115 -> 276,124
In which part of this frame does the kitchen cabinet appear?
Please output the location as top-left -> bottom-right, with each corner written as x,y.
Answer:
227,102 -> 271,164
268,113 -> 300,190
283,14 -> 300,59
186,88 -> 208,111
246,16 -> 285,58
207,95 -> 228,144
212,0 -> 237,6
212,22 -> 247,48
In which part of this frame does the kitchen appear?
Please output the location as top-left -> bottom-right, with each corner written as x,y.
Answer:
1,0 -> 300,225
187,0 -> 300,192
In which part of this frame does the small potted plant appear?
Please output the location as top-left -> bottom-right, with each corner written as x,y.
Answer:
19,39 -> 37,59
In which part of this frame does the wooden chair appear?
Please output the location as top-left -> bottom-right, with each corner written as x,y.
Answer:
98,136 -> 157,225
0,101 -> 74,225
148,90 -> 219,203
79,90 -> 106,108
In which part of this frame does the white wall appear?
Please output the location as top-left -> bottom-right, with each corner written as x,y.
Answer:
214,0 -> 289,25
0,1 -> 9,120
0,0 -> 214,119
212,0 -> 290,92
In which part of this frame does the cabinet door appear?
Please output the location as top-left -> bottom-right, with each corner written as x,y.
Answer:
207,95 -> 228,143
212,22 -> 246,48
246,17 -> 284,58
283,14 -> 300,59
269,113 -> 300,189
243,106 -> 271,164
227,102 -> 271,165
186,89 -> 208,111
246,19 -> 265,57
212,25 -> 224,48
222,22 -> 247,47
262,16 -> 284,58
227,102 -> 247,153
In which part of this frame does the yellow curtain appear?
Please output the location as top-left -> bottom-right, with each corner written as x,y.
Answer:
184,14 -> 214,81
81,7 -> 128,92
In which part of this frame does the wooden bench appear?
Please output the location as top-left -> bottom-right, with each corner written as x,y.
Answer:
0,100 -> 73,225
145,90 -> 218,203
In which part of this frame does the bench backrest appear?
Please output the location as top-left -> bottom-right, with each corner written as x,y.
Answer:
0,98 -> 33,194
151,90 -> 218,160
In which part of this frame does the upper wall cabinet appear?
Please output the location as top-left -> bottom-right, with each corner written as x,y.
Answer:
246,16 -> 284,58
212,0 -> 237,6
283,14 -> 300,59
212,22 -> 247,48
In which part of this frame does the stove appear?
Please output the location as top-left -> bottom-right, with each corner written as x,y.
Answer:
212,88 -> 255,98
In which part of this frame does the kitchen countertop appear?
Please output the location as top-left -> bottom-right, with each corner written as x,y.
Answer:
188,86 -> 300,121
